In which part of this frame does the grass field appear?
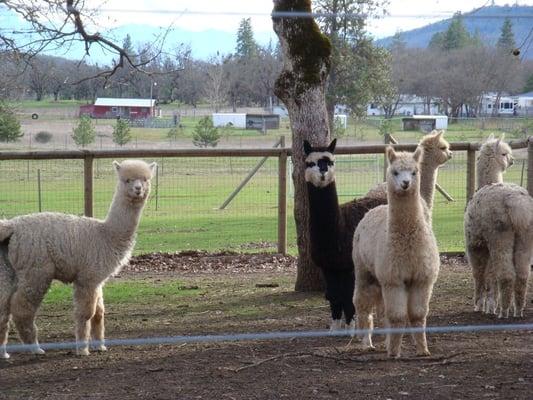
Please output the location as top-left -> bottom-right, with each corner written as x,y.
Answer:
1,100 -> 531,254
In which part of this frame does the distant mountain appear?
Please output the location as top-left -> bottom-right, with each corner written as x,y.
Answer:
376,5 -> 533,59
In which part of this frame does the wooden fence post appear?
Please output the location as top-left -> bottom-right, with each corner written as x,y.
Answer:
466,148 -> 476,202
278,136 -> 287,255
84,156 -> 94,217
527,136 -> 533,196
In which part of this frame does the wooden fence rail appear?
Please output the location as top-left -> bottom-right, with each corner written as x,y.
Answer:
0,137 -> 531,254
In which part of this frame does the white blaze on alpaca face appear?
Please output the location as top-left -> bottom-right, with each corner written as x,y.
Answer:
386,147 -> 421,195
113,160 -> 157,202
304,151 -> 336,188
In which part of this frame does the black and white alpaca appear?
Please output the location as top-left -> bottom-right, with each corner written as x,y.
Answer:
304,139 -> 386,331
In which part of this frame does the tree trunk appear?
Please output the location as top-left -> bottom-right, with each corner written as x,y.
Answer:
272,0 -> 332,291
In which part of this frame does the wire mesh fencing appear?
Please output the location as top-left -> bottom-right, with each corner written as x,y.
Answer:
0,139 -> 531,254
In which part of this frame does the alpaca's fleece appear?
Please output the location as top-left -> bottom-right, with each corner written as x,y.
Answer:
464,183 -> 533,317
352,147 -> 440,358
476,134 -> 513,189
0,159 -> 156,359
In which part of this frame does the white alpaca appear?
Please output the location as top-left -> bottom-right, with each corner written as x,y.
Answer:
464,134 -> 515,314
0,160 -> 156,359
352,147 -> 440,358
476,133 -> 514,189
465,186 -> 532,317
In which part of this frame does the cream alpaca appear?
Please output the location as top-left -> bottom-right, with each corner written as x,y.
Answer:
352,147 -> 440,358
0,160 -> 156,359
465,184 -> 533,318
464,134 -> 514,314
476,133 -> 513,189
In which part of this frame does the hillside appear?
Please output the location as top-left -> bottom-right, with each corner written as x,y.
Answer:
376,5 -> 533,59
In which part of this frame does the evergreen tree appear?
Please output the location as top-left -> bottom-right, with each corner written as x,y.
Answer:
429,13 -> 477,51
497,18 -> 516,51
72,115 -> 95,147
192,117 -> 220,148
0,102 -> 23,142
389,31 -> 406,52
235,18 -> 258,58
112,118 -> 132,146
523,73 -> 533,93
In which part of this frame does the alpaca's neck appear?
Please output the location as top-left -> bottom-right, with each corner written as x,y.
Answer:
104,187 -> 145,238
477,159 -> 503,188
387,191 -> 425,233
419,158 -> 439,210
307,182 -> 341,240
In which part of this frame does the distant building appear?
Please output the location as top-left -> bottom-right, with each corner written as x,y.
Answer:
402,115 -> 448,132
479,94 -> 515,116
79,98 -> 156,119
212,113 -> 280,130
366,95 -> 440,116
514,91 -> 533,117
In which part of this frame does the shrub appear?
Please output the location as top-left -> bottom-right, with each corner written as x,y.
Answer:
112,118 -> 132,146
167,125 -> 182,140
0,102 -> 23,142
72,115 -> 96,147
34,131 -> 53,144
192,116 -> 220,148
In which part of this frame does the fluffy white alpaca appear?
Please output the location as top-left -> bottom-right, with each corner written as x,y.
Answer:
464,134 -> 515,314
465,184 -> 532,318
0,160 -> 156,359
352,147 -> 440,358
476,133 -> 514,189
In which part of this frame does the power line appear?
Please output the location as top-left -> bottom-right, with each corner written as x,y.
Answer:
5,323 -> 533,354
94,9 -> 533,20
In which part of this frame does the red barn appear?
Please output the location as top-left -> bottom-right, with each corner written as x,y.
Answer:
79,98 -> 156,119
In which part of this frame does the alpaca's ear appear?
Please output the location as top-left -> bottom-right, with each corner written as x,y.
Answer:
386,146 -> 396,164
434,130 -> 444,140
500,133 -> 505,142
327,138 -> 337,153
113,160 -> 121,171
303,140 -> 313,155
413,146 -> 423,162
149,162 -> 157,177
494,137 -> 502,152
486,133 -> 495,142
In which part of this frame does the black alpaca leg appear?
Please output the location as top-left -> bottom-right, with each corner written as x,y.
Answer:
342,269 -> 356,327
323,269 -> 344,330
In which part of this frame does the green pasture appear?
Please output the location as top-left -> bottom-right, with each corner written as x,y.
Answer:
0,152 -> 529,255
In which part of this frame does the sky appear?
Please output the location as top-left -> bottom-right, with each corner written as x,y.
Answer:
93,0 -> 531,39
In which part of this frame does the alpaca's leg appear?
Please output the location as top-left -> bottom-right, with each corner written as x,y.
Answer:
73,284 -> 99,356
466,245 -> 489,312
355,283 -> 375,350
90,286 -> 107,351
342,269 -> 356,335
323,269 -> 343,331
407,284 -> 433,356
10,273 -> 51,355
382,285 -> 408,358
489,234 -> 515,319
0,265 -> 13,359
513,239 -> 532,318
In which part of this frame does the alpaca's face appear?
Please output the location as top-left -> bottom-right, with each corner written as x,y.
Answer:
386,147 -> 421,197
303,139 -> 336,188
420,130 -> 452,166
493,140 -> 514,171
114,160 -> 157,203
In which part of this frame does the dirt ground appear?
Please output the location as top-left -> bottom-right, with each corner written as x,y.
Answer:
1,253 -> 532,400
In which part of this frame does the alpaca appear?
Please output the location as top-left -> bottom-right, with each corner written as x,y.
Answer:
352,147 -> 440,358
0,160 -> 156,359
475,133 -> 514,189
364,130 -> 452,212
464,134 -> 515,314
304,139 -> 386,331
465,186 -> 532,318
